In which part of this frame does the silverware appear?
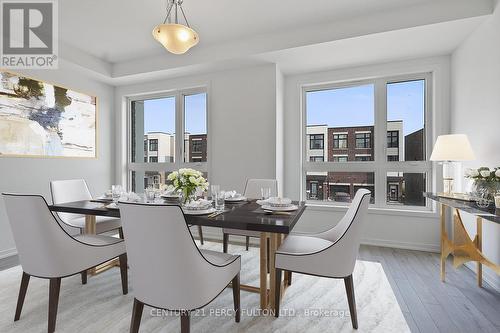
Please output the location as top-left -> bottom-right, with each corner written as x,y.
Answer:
208,211 -> 224,218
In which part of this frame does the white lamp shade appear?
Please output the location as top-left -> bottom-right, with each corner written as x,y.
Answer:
430,134 -> 475,161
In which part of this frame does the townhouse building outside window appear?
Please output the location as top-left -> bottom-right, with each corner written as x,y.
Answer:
309,134 -> 324,149
128,89 -> 208,192
304,74 -> 431,210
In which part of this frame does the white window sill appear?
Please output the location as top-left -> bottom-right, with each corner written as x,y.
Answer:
305,202 -> 438,218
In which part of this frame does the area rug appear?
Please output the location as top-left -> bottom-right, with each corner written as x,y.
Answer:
0,241 -> 409,332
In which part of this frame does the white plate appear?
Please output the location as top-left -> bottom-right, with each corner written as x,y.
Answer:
105,203 -> 119,209
182,207 -> 216,215
97,195 -> 113,200
256,199 -> 270,205
161,194 -> 181,199
261,204 -> 298,212
225,196 -> 246,202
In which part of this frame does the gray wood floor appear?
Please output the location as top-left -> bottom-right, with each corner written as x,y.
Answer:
358,245 -> 500,333
2,244 -> 499,333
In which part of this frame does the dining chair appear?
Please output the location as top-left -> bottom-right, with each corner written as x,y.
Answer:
222,179 -> 278,252
273,189 -> 371,329
2,193 -> 128,333
119,202 -> 241,333
50,179 -> 122,235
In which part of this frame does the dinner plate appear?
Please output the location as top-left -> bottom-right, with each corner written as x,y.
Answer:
105,203 -> 119,209
97,196 -> 113,201
182,207 -> 216,215
261,204 -> 298,212
225,196 -> 246,202
256,199 -> 270,206
161,194 -> 181,199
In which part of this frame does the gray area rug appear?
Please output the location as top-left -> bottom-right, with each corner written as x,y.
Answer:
0,241 -> 409,332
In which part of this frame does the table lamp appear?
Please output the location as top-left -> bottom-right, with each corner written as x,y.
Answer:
430,134 -> 475,196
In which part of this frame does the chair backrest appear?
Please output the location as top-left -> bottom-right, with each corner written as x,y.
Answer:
119,203 -> 229,310
50,179 -> 92,223
244,179 -> 278,199
2,193 -> 83,277
317,189 -> 371,275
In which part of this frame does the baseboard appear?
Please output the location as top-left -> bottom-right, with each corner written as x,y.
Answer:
464,262 -> 500,292
361,238 -> 440,253
0,248 -> 17,260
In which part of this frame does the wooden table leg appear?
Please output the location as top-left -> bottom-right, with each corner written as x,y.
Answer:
476,217 -> 483,288
440,203 -> 446,282
84,215 -> 97,275
259,233 -> 268,309
269,233 -> 278,311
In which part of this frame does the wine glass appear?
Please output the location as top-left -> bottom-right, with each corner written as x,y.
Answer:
111,185 -> 123,203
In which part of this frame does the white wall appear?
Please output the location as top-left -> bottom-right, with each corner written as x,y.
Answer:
0,63 -> 115,259
451,1 -> 500,290
284,56 -> 452,252
115,64 -> 278,194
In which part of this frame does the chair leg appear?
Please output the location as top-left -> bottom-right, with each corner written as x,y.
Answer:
180,311 -> 190,333
81,270 -> 87,285
245,236 -> 250,251
286,271 -> 292,286
118,227 -> 124,239
48,277 -> 61,333
130,298 -> 144,333
198,226 -> 204,245
119,254 -> 128,295
232,273 -> 241,323
14,272 -> 30,321
344,274 -> 358,329
275,268 -> 282,317
223,233 -> 229,253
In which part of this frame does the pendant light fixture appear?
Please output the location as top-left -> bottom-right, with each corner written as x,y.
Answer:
152,0 -> 199,55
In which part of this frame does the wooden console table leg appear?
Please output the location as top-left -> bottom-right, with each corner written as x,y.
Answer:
440,203 -> 446,282
268,233 -> 278,311
476,217 -> 483,288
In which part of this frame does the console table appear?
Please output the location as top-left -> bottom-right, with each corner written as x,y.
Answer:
424,193 -> 500,287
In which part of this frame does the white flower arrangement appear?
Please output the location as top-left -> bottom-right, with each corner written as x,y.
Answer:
465,167 -> 500,181
167,168 -> 209,203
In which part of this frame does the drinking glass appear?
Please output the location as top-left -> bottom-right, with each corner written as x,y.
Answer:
215,190 -> 226,211
211,185 -> 220,200
261,187 -> 271,200
111,185 -> 123,203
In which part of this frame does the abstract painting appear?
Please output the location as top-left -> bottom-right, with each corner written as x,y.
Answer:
0,71 -> 96,158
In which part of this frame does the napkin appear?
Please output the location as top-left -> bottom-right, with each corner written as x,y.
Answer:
224,191 -> 241,199
119,192 -> 141,203
183,199 -> 211,209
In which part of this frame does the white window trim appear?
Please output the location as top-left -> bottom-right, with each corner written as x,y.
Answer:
302,73 -> 433,211
126,87 -> 208,190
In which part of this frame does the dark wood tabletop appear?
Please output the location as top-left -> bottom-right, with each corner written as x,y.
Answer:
49,199 -> 307,234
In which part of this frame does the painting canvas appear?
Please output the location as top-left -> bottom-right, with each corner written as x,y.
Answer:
0,71 -> 96,158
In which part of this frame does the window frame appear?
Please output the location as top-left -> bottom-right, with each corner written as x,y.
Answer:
302,73 -> 432,211
126,87 -> 209,191
332,133 -> 348,149
387,130 -> 399,148
309,134 -> 324,150
355,132 -> 371,149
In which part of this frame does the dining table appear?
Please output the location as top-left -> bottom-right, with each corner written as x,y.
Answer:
49,198 -> 306,311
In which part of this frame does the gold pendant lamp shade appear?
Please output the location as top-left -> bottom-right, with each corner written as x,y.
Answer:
153,0 -> 199,55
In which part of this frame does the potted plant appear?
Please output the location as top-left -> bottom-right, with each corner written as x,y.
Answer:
464,167 -> 500,201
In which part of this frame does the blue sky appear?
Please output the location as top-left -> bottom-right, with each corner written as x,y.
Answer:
143,93 -> 207,134
306,80 -> 424,136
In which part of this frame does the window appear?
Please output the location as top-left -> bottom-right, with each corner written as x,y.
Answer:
309,134 -> 324,149
355,155 -> 371,161
149,139 -> 158,152
310,156 -> 324,162
333,134 -> 348,149
128,88 -> 208,192
355,132 -> 371,148
304,75 -> 430,209
332,155 -> 348,162
387,131 -> 399,148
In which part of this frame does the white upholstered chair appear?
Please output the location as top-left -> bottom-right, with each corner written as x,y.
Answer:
2,193 -> 128,333
274,189 -> 371,329
223,179 -> 278,252
50,179 -> 122,235
119,202 -> 241,333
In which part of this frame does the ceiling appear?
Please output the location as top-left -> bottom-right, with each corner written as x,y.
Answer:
56,0 -> 495,84
60,0 -> 437,63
